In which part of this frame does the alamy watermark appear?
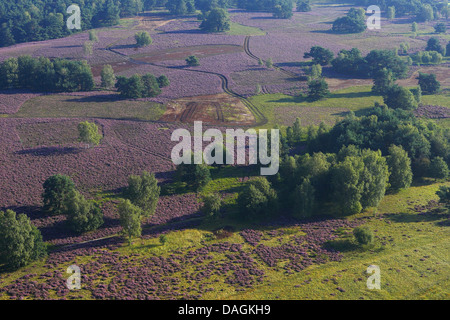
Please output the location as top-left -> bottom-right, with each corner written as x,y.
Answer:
67,4 -> 81,30
66,264 -> 81,290
171,121 -> 280,175
366,265 -> 381,290
367,6 -> 381,30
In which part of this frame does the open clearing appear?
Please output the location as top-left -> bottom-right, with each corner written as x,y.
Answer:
160,93 -> 255,125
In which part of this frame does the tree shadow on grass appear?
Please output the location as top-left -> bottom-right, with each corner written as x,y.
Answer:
327,91 -> 374,99
384,211 -> 447,223
16,146 -> 81,157
324,239 -> 359,252
67,93 -> 122,103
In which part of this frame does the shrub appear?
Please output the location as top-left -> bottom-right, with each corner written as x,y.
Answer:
202,193 -> 222,218
42,174 -> 76,216
434,22 -> 446,34
101,64 -> 116,89
383,85 -> 418,110
65,190 -> 103,234
304,46 -> 334,66
157,75 -> 170,87
135,31 -> 152,47
307,78 -> 329,101
186,55 -> 200,66
124,171 -> 160,219
418,72 -> 440,95
353,226 -> 374,246
78,121 -> 102,148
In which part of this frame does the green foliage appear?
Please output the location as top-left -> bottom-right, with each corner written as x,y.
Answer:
166,0 -> 196,15
265,58 -> 274,68
332,8 -> 366,33
383,85 -> 418,110
124,171 -> 160,219
101,64 -> 116,89
200,8 -> 231,32
116,73 -> 163,98
135,31 -> 152,48
157,75 -> 170,88
426,38 -> 445,55
0,210 -> 46,270
89,30 -> 99,42
159,234 -> 168,245
307,78 -> 330,101
418,72 -> 440,95
65,190 -> 104,234
436,186 -> 450,204
0,56 -> 94,92
292,178 -> 315,218
409,87 -> 422,103
416,4 -> 434,22
309,64 -> 322,80
177,162 -> 211,191
186,55 -> 200,66
387,6 -> 395,19
83,41 -> 93,56
411,22 -> 418,33
372,68 -> 395,95
297,0 -> 311,12
331,48 -> 365,76
273,0 -> 293,19
42,174 -> 76,216
410,50 -> 443,65
202,193 -> 222,218
118,199 -> 142,245
387,145 -> 413,190
365,49 -> 408,79
429,157 -> 449,179
434,22 -> 446,34
304,46 -> 334,66
237,177 -> 277,220
78,121 -> 102,147
353,226 -> 374,246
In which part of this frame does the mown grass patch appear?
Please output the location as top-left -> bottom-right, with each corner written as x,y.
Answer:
13,94 -> 166,121
227,22 -> 266,36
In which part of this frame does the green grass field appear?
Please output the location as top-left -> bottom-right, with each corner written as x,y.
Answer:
12,94 -> 166,121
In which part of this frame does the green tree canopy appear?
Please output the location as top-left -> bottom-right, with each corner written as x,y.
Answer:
42,174 -> 76,216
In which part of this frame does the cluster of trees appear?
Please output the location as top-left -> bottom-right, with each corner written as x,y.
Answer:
332,8 -> 366,33
0,210 -> 46,270
294,105 -> 450,180
166,0 -> 230,15
115,73 -> 169,98
410,38 -> 447,65
360,0 -> 448,21
199,8 -> 231,32
176,161 -> 211,191
296,0 -> 311,12
0,55 -> 94,92
0,0 -> 156,47
236,0 -> 294,19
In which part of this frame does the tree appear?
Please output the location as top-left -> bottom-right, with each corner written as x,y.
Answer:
202,193 -> 222,218
365,49 -> 408,79
307,78 -> 329,101
200,8 -> 231,32
237,177 -> 277,220
118,200 -> 142,245
101,65 -> 116,89
135,31 -> 152,47
416,4 -> 434,22
418,72 -> 441,94
447,42 -> 450,57
434,23 -> 446,34
372,68 -> 395,95
166,0 -> 196,15
273,0 -> 293,19
124,171 -> 160,219
83,41 -> 93,56
116,74 -> 145,98
265,57 -> 274,68
42,174 -> 76,216
0,58 -> 18,89
304,46 -> 334,66
426,37 -> 445,55
383,85 -> 418,110
360,149 -> 389,208
65,190 -> 103,234
387,145 -> 413,190
142,73 -> 161,97
331,157 -> 364,216
292,178 -> 316,218
436,186 -> 450,204
297,0 -> 311,12
332,14 -> 366,33
429,157 -> 449,179
411,22 -> 418,33
186,55 -> 200,66
89,30 -> 99,42
157,75 -> 170,87
0,210 -> 46,270
192,164 -> 211,191
309,64 -> 322,80
353,226 -> 374,246
78,121 -> 102,148
387,6 -> 395,20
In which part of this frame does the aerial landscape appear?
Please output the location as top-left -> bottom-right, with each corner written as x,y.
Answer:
0,0 -> 449,302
